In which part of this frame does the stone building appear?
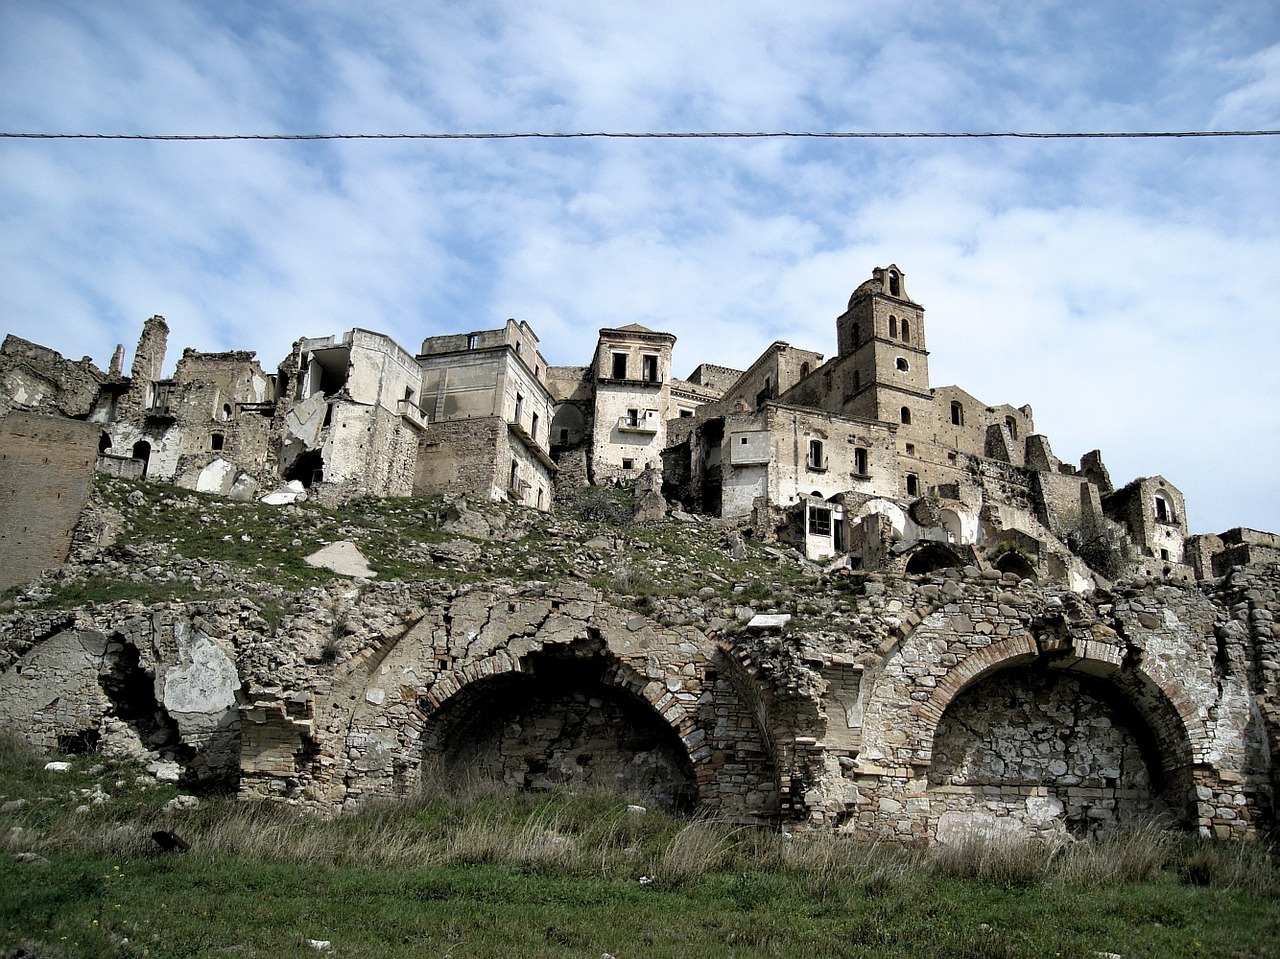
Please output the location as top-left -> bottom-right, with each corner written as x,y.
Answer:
0,260 -> 1262,585
415,319 -> 557,511
661,265 -> 1196,587
274,329 -> 425,504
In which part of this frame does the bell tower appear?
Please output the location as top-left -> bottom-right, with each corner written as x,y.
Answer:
835,265 -> 930,423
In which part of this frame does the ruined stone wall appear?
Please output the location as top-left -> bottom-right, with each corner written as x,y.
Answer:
0,335 -> 108,420
0,413 -> 101,592
238,583 -> 778,821
415,417 -> 505,501
0,600 -> 252,786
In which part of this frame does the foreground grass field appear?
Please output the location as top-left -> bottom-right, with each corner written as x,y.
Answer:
1,735 -> 1277,959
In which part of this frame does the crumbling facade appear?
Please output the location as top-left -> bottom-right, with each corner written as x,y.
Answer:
0,263 -> 1267,589
2,263 -> 1278,845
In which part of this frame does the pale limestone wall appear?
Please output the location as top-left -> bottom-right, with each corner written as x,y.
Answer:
0,603 -> 248,786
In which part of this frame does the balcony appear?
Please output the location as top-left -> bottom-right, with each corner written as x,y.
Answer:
397,398 -> 429,428
597,375 -> 664,388
617,414 -> 659,435
506,478 -> 531,503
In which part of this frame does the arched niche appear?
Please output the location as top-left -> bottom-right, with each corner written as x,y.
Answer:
418,644 -> 698,812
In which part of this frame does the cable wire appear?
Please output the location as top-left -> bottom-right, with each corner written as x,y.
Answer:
1,129 -> 1278,142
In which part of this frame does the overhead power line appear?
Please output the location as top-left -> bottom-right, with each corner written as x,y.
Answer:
1,129 -> 1278,142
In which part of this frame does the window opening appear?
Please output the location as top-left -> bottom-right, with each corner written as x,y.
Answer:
951,401 -> 964,426
467,334 -> 478,349
611,352 -> 628,379
900,407 -> 911,425
1005,415 -> 1018,439
807,439 -> 825,470
889,315 -> 898,338
98,433 -> 112,454
621,458 -> 634,470
906,473 -> 919,496
896,357 -> 909,372
905,442 -> 915,455
514,393 -> 524,424
509,460 -> 519,491
1155,494 -> 1173,523
559,428 -> 569,444
808,506 -> 832,537
536,488 -> 544,509
210,432 -> 224,451
901,317 -> 911,341
530,412 -> 539,441
852,323 -> 861,348
800,361 -> 811,378
854,447 -> 868,475
221,403 -> 232,421
852,370 -> 860,391
626,408 -> 640,427
642,354 -> 658,382
889,271 -> 900,296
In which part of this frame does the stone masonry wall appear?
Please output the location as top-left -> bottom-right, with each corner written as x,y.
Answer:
0,412 -> 102,592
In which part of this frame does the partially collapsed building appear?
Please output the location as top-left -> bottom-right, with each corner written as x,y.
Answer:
0,264 -> 1270,592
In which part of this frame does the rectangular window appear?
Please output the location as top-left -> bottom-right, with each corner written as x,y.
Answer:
611,352 -> 628,379
211,433 -> 224,451
642,354 -> 658,382
807,439 -> 825,470
854,447 -> 868,475
467,334 -> 478,349
530,412 -> 539,441
514,393 -> 524,424
809,506 -> 832,536
509,461 -> 519,490
621,458 -> 634,470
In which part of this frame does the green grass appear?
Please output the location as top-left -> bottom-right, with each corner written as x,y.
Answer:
2,734 -> 1278,959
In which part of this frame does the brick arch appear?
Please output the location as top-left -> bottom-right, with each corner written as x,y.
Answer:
409,642 -> 713,809
914,635 -> 1208,775
418,646 -> 704,748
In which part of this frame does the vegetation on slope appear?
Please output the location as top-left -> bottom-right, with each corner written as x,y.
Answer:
2,733 -> 1278,959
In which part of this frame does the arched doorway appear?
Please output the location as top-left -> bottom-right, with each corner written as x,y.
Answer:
905,542 -> 964,574
131,440 -> 151,478
994,551 -> 1038,583
419,646 -> 698,811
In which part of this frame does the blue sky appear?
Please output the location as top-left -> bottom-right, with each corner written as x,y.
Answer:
1,1 -> 1277,534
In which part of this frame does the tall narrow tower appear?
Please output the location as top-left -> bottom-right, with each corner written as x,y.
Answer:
834,265 -> 930,424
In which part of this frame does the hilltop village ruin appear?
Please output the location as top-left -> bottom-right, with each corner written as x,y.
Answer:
2,264 -> 1278,843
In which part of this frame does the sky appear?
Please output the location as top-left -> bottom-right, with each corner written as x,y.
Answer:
1,1 -> 1277,535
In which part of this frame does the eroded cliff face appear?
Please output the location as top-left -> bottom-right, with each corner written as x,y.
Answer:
4,553 -> 1277,842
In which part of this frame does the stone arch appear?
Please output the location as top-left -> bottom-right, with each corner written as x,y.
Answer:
904,542 -> 965,574
928,665 -> 1179,838
849,591 -> 1216,840
891,633 -> 1202,837
919,636 -> 1206,776
550,402 -> 586,447
995,551 -> 1038,582
416,639 -> 704,811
